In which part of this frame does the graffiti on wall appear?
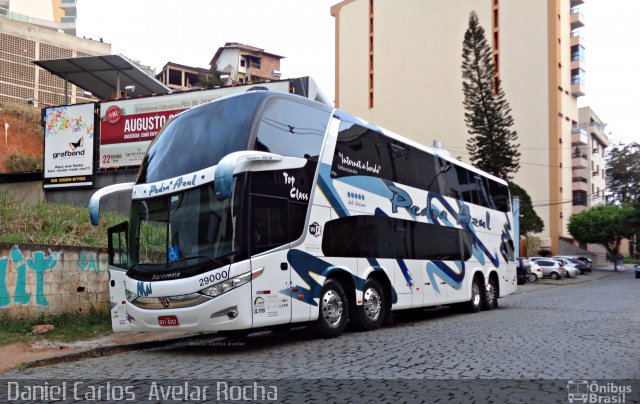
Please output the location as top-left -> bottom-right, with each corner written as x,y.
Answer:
77,250 -> 107,273
0,246 -> 60,307
0,246 -> 107,308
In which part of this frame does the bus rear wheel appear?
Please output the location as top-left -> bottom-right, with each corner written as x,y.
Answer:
465,277 -> 482,313
313,279 -> 349,338
482,276 -> 498,310
351,278 -> 385,331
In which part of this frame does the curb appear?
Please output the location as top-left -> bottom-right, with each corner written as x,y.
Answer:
12,333 -> 215,372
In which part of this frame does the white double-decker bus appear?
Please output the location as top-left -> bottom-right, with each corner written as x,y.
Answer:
90,91 -> 517,338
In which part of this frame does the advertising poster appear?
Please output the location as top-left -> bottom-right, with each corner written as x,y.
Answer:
99,82 -> 290,169
43,103 -> 95,188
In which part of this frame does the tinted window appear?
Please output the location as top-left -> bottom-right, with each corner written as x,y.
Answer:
139,93 -> 262,183
384,142 -> 419,186
322,215 -> 472,261
487,180 -> 510,212
332,122 -> 386,179
254,98 -> 330,159
251,195 -> 288,255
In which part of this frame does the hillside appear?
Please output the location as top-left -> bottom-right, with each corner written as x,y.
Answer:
0,191 -> 125,247
0,102 -> 43,173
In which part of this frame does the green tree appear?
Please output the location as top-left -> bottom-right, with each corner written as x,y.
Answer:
509,182 -> 544,236
606,142 -> 640,204
198,67 -> 224,89
462,11 -> 520,180
568,204 -> 637,270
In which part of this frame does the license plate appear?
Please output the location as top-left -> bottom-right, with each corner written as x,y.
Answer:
158,315 -> 179,326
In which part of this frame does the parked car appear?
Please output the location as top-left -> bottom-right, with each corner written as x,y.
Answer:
635,264 -> 640,279
530,257 -> 566,279
574,256 -> 593,272
527,260 -> 544,282
560,263 -> 580,278
553,256 -> 589,275
516,257 -> 531,285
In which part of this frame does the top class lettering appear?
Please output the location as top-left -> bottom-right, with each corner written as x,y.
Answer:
389,184 -> 448,220
337,152 -> 381,175
283,172 -> 309,201
149,175 -> 197,195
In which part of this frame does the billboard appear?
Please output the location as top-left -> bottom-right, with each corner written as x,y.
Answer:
98,82 -> 290,168
43,103 -> 95,188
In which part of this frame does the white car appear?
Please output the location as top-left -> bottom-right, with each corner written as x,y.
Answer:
527,260 -> 544,282
530,257 -> 566,279
562,265 -> 580,278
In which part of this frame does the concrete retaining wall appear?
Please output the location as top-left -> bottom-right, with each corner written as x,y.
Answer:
0,244 -> 109,319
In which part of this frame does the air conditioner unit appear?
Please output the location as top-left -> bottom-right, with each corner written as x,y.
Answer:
592,171 -> 598,176
272,70 -> 281,78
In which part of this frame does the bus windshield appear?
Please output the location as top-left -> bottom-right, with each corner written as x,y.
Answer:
129,180 -> 241,275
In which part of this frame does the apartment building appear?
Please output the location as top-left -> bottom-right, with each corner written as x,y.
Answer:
574,106 -> 608,213
156,62 -> 212,91
210,42 -> 284,85
331,0 -> 589,255
0,0 -> 76,35
0,17 -> 109,106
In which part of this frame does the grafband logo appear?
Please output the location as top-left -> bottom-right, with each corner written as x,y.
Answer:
53,149 -> 85,159
160,297 -> 170,309
567,380 -> 632,403
309,222 -> 322,237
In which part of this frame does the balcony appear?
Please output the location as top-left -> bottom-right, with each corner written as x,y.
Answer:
571,128 -> 588,145
571,52 -> 585,71
571,76 -> 586,97
572,152 -> 588,168
570,32 -> 585,48
572,176 -> 589,192
570,8 -> 585,30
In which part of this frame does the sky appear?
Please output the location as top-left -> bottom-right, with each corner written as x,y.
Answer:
76,0 -> 638,145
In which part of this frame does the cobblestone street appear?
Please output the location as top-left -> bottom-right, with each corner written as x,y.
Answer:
2,270 -> 639,401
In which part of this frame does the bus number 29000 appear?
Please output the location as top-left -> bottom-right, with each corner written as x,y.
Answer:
198,270 -> 229,287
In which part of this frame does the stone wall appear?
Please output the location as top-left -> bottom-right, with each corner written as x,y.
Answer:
0,243 -> 109,319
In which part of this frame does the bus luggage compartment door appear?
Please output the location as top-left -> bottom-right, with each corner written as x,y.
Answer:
250,251 -> 292,328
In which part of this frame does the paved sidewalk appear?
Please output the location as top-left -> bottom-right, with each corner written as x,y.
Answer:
0,331 -> 199,373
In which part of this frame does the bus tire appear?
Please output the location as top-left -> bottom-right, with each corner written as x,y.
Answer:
351,278 -> 385,331
313,279 -> 349,338
465,276 -> 482,313
482,275 -> 498,310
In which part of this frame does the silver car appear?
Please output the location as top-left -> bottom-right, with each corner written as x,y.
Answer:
530,257 -> 566,279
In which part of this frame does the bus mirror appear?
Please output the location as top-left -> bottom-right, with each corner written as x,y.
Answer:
214,150 -> 288,201
88,182 -> 135,225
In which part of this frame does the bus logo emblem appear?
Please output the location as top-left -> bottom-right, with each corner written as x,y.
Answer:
160,297 -> 170,308
309,222 -> 322,237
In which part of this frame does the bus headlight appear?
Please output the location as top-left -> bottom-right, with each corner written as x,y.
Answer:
200,268 -> 263,298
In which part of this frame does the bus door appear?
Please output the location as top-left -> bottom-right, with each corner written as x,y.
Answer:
249,195 -> 292,327
107,222 -> 132,331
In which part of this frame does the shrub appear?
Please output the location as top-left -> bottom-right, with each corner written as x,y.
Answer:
4,153 -> 42,173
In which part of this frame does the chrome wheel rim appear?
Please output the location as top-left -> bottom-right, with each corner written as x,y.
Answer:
363,287 -> 382,321
321,290 -> 343,327
472,282 -> 481,306
486,281 -> 496,305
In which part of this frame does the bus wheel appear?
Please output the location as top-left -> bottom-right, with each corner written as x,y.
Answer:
465,277 -> 482,313
351,278 -> 385,331
482,276 -> 498,310
314,279 -> 349,338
